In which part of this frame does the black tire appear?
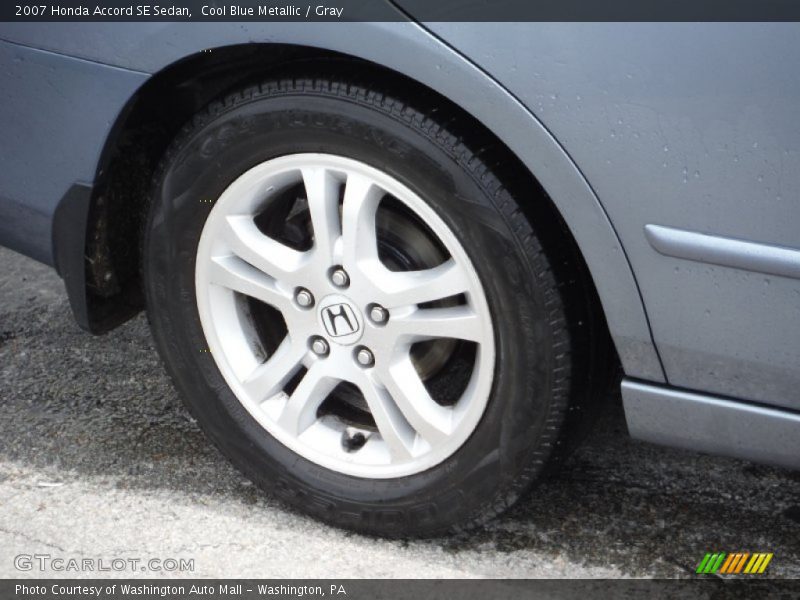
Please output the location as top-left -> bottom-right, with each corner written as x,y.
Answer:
142,75 -> 574,537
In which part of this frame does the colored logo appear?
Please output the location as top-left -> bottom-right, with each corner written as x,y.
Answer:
696,552 -> 773,575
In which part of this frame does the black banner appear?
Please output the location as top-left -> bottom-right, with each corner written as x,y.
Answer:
5,0 -> 800,22
3,579 -> 800,600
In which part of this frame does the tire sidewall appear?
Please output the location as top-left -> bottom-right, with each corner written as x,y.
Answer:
144,91 -> 559,534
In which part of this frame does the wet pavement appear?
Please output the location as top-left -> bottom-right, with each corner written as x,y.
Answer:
1,246 -> 798,580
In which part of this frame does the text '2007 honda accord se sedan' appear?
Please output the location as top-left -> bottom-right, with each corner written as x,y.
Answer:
1,18 -> 799,537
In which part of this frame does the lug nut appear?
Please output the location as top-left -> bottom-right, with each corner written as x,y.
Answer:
355,346 -> 374,367
311,337 -> 329,357
330,267 -> 350,288
369,305 -> 388,325
295,288 -> 314,308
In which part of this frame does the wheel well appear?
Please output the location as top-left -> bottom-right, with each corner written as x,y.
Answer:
88,42 -> 618,396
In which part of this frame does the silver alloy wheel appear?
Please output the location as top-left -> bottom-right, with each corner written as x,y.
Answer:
195,154 -> 495,478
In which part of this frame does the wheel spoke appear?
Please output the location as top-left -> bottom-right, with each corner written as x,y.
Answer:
302,167 -> 342,266
380,358 -> 452,446
375,259 -> 470,308
197,154 -> 495,477
242,336 -> 307,404
207,255 -> 292,311
223,215 -> 309,284
341,173 -> 382,267
354,374 -> 415,462
391,305 -> 483,343
277,362 -> 338,436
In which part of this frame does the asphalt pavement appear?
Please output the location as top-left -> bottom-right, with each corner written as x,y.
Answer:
1,246 -> 798,580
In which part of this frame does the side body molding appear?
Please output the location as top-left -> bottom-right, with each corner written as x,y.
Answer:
646,225 -> 800,281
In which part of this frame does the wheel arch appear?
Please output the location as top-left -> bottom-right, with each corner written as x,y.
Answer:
74,30 -> 663,381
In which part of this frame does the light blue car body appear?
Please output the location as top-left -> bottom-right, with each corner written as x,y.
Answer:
1,18 -> 798,468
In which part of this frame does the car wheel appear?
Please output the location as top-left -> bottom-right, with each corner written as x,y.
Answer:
142,75 -> 574,537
